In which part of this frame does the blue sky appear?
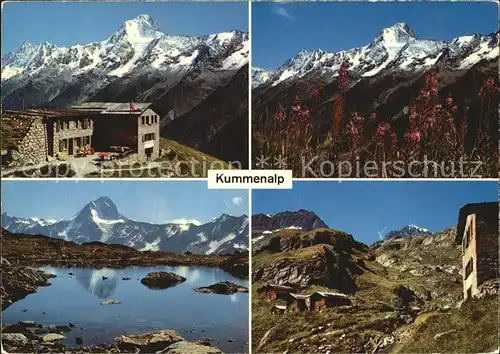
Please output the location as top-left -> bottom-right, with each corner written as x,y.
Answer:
2,2 -> 249,54
253,1 -> 499,69
1,181 -> 248,225
253,181 -> 498,245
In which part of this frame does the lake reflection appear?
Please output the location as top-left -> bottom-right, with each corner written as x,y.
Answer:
3,266 -> 249,353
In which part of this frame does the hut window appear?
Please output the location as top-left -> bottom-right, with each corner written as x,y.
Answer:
56,121 -> 60,132
465,258 -> 473,279
59,139 -> 68,152
463,223 -> 472,251
143,133 -> 155,142
141,117 -> 145,125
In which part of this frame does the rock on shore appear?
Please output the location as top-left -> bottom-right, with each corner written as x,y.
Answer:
2,323 -> 225,353
195,281 -> 248,295
1,257 -> 55,310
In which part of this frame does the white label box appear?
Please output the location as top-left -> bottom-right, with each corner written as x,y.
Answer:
207,170 -> 293,189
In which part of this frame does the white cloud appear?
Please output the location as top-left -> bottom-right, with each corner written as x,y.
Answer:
377,227 -> 389,240
169,218 -> 202,226
232,197 -> 244,206
272,4 -> 294,20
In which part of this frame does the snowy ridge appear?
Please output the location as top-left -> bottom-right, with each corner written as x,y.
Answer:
253,23 -> 498,88
1,197 -> 249,255
383,224 -> 433,240
1,14 -> 249,110
2,14 -> 249,81
252,209 -> 328,237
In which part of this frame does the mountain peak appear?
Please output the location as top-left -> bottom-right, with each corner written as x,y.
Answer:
108,14 -> 163,44
376,22 -> 416,45
123,14 -> 162,38
19,41 -> 34,51
93,196 -> 115,206
384,224 -> 432,240
74,197 -> 122,221
252,209 -> 329,233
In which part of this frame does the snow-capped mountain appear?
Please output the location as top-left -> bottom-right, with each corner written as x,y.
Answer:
1,14 -> 248,112
1,196 -> 248,255
383,224 -> 433,240
252,23 -> 498,88
252,209 -> 329,237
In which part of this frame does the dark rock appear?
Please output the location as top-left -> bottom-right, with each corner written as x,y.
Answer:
219,254 -> 249,279
75,337 -> 84,345
140,272 -> 186,289
195,282 -> 248,295
54,325 -> 71,333
121,277 -> 131,280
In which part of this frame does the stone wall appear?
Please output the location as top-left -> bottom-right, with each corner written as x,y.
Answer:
52,117 -> 94,156
6,118 -> 47,167
462,214 -> 477,299
137,108 -> 160,162
475,216 -> 499,287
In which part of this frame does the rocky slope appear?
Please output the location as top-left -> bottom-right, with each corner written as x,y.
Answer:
1,196 -> 249,255
163,64 -> 249,167
1,229 -> 249,279
253,228 -> 367,293
1,14 -> 249,165
251,220 -> 496,353
1,258 -> 55,310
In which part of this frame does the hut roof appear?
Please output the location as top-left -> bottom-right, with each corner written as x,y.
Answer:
274,305 -> 287,310
456,202 -> 498,244
313,291 -> 350,299
289,293 -> 310,300
71,102 -> 152,115
268,284 -> 295,291
4,108 -> 93,117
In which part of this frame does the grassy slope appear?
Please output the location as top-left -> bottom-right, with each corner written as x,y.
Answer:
396,297 -> 498,353
252,228 -> 496,353
252,234 -> 407,353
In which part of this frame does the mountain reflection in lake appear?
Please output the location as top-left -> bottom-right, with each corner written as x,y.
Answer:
2,266 -> 249,353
